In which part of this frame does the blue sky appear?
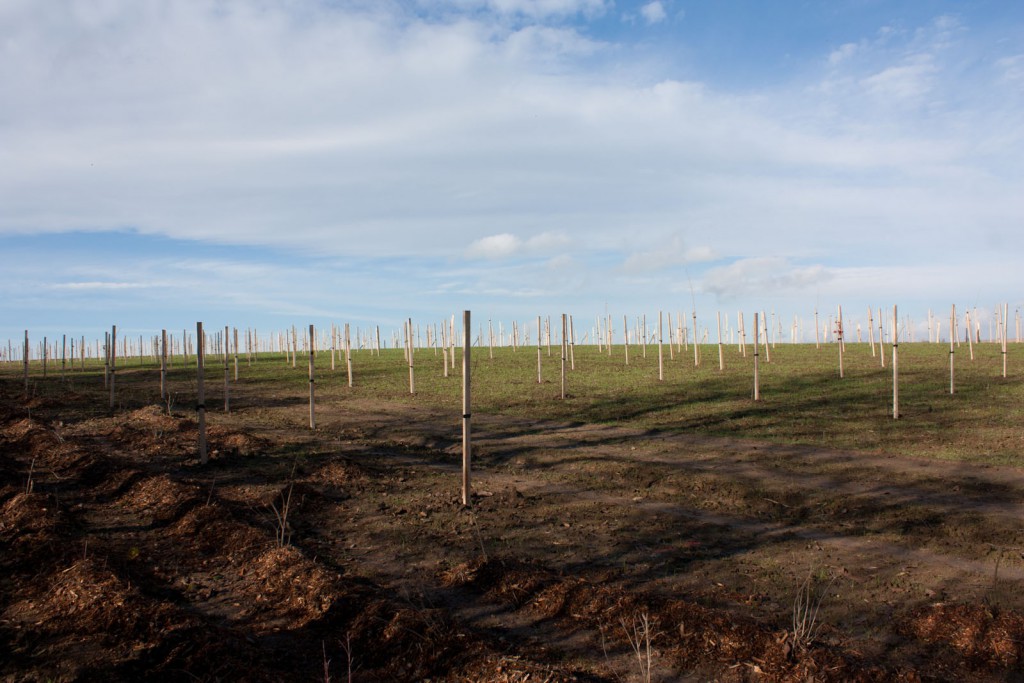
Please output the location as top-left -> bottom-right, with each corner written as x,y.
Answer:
2,0 -> 1022,350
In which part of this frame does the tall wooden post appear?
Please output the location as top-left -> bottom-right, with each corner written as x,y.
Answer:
407,319 -> 415,394
692,310 -> 699,367
461,311 -> 472,507
657,311 -> 664,382
837,305 -> 844,379
569,315 -> 576,370
160,329 -> 168,401
753,312 -> 761,401
1003,303 -> 1009,379
536,315 -> 543,384
23,330 -> 29,392
223,325 -> 230,413
309,324 -> 316,429
345,323 -> 353,387
197,322 -> 208,464
623,315 -> 630,366
892,306 -> 899,419
641,314 -> 647,358
949,304 -> 956,394
109,325 -> 117,409
717,311 -> 724,371
560,314 -> 568,400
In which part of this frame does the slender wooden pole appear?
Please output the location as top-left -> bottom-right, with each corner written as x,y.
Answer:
717,311 -> 724,371
197,322 -> 208,464
569,315 -> 576,370
309,324 -> 316,429
223,325 -> 230,413
753,312 -> 761,401
692,310 -> 699,367
892,306 -> 899,420
408,318 -> 415,394
23,330 -> 29,392
442,323 -> 449,377
109,325 -> 117,409
879,308 -> 886,368
623,315 -> 630,366
738,312 -> 746,357
291,326 -> 297,368
1003,303 -> 1009,379
61,334 -> 66,382
461,310 -> 472,507
657,311 -> 664,382
966,310 -> 975,360
560,314 -> 568,399
233,328 -> 239,381
536,315 -> 543,384
868,307 -> 876,357
837,305 -> 844,379
641,314 -> 647,358
949,304 -> 956,394
160,329 -> 168,401
761,312 -> 771,363
345,323 -> 353,387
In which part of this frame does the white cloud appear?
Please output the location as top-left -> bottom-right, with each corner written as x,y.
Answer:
428,0 -> 608,20
622,235 -> 716,274
997,54 -> 1024,83
861,55 -> 936,100
50,281 -> 155,291
640,1 -> 666,25
465,232 -> 570,259
828,42 -> 858,66
703,258 -> 832,300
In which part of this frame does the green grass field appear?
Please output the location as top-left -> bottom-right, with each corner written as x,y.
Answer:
9,338 -> 1021,464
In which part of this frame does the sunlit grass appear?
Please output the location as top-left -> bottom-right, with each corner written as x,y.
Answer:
7,339 -> 1022,464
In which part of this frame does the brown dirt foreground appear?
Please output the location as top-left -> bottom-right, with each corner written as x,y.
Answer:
3,381 -> 1024,682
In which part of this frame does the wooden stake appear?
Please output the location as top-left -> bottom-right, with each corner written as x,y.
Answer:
536,315 -> 543,384
966,310 -> 975,360
868,307 -> 876,357
738,312 -> 746,357
560,314 -> 568,400
23,330 -> 29,392
837,305 -> 844,379
223,325 -> 230,413
197,322 -> 208,464
949,304 -> 956,395
752,312 -> 761,401
717,311 -> 724,372
309,324 -> 316,429
109,325 -> 117,409
657,311 -> 664,382
569,315 -> 576,370
160,329 -> 168,401
461,310 -> 472,507
623,315 -> 630,366
892,306 -> 899,420
640,314 -> 647,358
1003,303 -> 1009,379
345,323 -> 353,387
408,318 -> 415,394
692,310 -> 699,367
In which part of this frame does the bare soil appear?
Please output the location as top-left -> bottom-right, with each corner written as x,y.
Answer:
3,374 -> 1024,681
